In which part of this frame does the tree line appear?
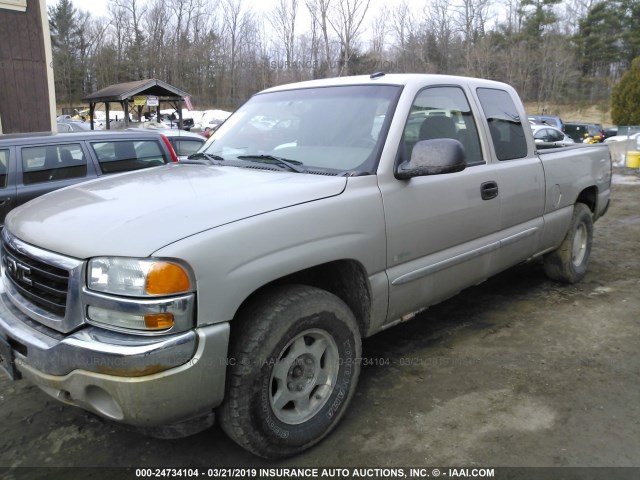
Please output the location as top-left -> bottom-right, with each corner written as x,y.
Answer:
48,0 -> 640,112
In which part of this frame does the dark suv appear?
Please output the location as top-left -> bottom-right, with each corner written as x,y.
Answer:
564,122 -> 605,143
0,130 -> 177,226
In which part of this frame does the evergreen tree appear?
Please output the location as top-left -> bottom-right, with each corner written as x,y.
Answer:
611,57 -> 640,125
49,0 -> 82,106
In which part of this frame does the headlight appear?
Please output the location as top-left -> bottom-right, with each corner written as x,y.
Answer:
88,258 -> 192,297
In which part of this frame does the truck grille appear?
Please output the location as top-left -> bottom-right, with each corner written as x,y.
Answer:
2,240 -> 70,316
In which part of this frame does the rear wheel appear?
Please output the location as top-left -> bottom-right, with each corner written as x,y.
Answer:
544,203 -> 593,284
218,285 -> 361,459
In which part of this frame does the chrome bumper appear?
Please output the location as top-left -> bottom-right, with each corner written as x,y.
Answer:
0,286 -> 230,427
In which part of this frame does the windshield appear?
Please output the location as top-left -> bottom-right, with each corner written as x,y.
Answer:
199,85 -> 401,174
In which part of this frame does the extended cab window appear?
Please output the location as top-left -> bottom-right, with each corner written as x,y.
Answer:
402,86 -> 483,166
91,140 -> 167,174
477,88 -> 528,161
21,144 -> 87,185
0,149 -> 8,188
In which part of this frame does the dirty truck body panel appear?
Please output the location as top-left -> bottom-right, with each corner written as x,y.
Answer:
0,74 -> 611,455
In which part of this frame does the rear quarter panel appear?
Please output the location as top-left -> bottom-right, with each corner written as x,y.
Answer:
537,143 -> 611,248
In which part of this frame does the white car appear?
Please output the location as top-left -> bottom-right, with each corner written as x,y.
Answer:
530,125 -> 574,147
604,131 -> 640,143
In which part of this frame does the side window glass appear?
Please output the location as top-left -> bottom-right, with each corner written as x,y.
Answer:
92,140 -> 167,174
0,149 -> 9,188
173,139 -> 202,157
477,88 -> 528,161
549,129 -> 562,142
21,144 -> 87,185
401,86 -> 484,166
541,129 -> 552,142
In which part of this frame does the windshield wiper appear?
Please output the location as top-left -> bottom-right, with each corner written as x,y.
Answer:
182,152 -> 225,164
237,154 -> 306,173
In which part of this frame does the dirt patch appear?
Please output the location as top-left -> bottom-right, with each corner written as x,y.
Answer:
1,169 -> 639,474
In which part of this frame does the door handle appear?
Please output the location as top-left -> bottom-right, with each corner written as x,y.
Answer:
481,181 -> 499,200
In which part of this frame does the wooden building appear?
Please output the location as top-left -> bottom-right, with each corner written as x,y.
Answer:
0,0 -> 56,134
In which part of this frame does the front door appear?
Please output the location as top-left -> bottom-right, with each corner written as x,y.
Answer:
380,85 -> 503,322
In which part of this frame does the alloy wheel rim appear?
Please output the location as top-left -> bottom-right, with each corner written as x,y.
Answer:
269,328 -> 340,425
572,223 -> 588,267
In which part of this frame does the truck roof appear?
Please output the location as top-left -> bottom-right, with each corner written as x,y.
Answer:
260,73 -> 514,94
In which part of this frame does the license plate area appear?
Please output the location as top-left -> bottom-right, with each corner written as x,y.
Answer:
0,335 -> 19,380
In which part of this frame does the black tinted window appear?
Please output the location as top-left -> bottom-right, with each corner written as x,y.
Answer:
548,129 -> 563,142
0,149 -> 8,188
91,140 -> 167,174
477,88 -> 528,161
21,144 -> 87,185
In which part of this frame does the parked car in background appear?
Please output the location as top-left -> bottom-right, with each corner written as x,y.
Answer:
564,122 -> 605,143
131,128 -> 205,159
603,131 -> 640,144
182,118 -> 195,130
0,130 -> 177,227
158,113 -> 179,129
603,127 -> 618,139
56,121 -> 92,133
528,115 -> 565,132
530,124 -> 574,147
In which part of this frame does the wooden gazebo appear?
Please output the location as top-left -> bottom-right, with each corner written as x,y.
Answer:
82,79 -> 190,130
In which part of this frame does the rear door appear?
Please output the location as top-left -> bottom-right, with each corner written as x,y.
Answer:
0,147 -> 17,225
16,142 -> 98,206
476,87 -> 546,270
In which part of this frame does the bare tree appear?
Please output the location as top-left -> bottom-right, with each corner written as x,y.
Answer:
143,0 -> 170,79
219,0 -> 255,105
76,11 -> 109,93
306,0 -> 333,76
270,0 -> 299,71
111,0 -> 148,79
370,6 -> 388,69
422,0 -> 454,73
453,0 -> 492,74
328,0 -> 371,75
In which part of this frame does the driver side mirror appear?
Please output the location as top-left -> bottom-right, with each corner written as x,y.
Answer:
395,138 -> 466,180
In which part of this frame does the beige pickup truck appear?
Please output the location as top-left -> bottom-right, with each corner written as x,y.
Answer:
0,74 -> 611,458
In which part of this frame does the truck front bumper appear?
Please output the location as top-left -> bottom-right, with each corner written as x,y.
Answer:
0,288 -> 229,428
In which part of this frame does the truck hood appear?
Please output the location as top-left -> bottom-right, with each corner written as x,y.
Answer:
6,164 -> 347,258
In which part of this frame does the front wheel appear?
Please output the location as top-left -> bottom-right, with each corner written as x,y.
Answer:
218,285 -> 361,459
544,202 -> 594,284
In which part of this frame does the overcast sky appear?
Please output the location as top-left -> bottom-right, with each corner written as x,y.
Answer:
45,0 -> 402,32
47,0 -> 109,17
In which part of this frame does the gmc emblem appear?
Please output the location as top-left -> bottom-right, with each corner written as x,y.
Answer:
7,258 -> 32,286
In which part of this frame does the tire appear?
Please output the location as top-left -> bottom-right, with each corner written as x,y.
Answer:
544,203 -> 594,284
218,285 -> 362,459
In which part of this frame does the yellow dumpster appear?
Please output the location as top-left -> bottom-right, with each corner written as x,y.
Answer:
627,151 -> 640,168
